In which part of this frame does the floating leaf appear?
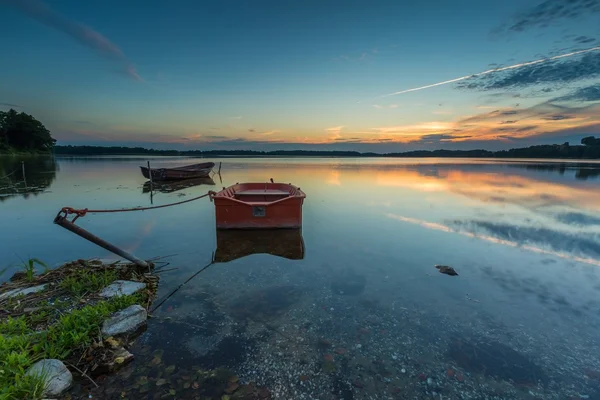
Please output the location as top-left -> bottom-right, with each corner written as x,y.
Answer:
153,349 -> 164,358
136,376 -> 148,385
165,365 -> 176,374
156,378 -> 167,386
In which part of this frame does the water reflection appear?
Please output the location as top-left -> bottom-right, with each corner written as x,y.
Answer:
508,161 -> 600,180
142,176 -> 215,194
0,156 -> 57,201
214,229 -> 305,262
3,157 -> 600,400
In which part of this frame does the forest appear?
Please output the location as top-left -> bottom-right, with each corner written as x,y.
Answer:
0,109 -> 56,153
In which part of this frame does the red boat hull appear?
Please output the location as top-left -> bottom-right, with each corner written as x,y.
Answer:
211,182 -> 305,229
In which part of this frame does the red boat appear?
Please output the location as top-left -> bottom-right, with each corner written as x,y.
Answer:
210,181 -> 306,229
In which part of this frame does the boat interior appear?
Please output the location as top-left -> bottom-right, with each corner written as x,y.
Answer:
219,183 -> 301,203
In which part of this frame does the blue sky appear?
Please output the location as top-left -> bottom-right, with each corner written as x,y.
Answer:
1,0 -> 599,151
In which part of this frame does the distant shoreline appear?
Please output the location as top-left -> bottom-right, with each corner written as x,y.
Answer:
49,142 -> 600,159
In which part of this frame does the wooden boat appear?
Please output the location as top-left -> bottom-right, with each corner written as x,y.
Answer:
210,181 -> 306,229
214,228 -> 305,262
140,162 -> 215,181
142,176 -> 215,193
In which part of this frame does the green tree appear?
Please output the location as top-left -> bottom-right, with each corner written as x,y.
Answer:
0,109 -> 56,152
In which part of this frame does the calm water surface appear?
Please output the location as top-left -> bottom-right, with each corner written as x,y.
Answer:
2,156 -> 600,399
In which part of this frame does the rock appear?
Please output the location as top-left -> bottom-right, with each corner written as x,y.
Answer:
99,280 -> 146,298
435,265 -> 459,276
25,359 -> 72,397
0,284 -> 47,299
101,305 -> 147,337
93,347 -> 134,374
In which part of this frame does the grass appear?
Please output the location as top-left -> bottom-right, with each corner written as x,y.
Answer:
19,259 -> 48,282
0,258 -> 157,399
59,268 -> 118,297
0,294 -> 144,399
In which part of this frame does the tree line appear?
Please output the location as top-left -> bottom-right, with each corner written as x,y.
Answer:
55,138 -> 600,159
3,108 -> 600,158
0,109 -> 56,153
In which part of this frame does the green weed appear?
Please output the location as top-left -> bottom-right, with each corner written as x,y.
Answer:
59,268 -> 118,297
0,293 -> 144,399
0,316 -> 30,336
19,258 -> 48,281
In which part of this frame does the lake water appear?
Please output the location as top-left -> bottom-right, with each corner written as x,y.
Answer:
2,156 -> 600,399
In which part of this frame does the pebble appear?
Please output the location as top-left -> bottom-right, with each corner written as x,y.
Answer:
427,378 -> 433,385
401,368 -> 406,374
356,344 -> 362,349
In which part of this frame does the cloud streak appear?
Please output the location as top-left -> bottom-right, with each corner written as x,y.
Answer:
498,0 -> 600,33
0,102 -> 23,108
377,46 -> 600,98
460,51 -> 600,91
3,0 -> 141,81
553,84 -> 600,102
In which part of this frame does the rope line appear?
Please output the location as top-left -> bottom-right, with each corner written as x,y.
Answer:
150,254 -> 215,313
59,190 -> 217,220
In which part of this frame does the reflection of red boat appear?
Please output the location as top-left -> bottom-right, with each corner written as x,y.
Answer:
214,229 -> 305,262
210,182 -> 306,229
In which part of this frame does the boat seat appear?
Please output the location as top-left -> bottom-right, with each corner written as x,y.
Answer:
234,190 -> 290,196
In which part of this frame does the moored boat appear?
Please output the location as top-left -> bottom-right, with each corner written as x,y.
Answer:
140,162 -> 215,181
210,181 -> 306,229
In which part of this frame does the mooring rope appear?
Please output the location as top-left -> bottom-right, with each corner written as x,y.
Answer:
150,254 -> 216,313
57,190 -> 217,221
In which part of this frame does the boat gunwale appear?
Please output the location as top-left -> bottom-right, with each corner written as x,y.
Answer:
211,182 -> 306,206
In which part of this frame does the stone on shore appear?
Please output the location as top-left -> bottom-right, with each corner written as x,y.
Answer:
101,305 -> 147,337
99,280 -> 146,298
25,359 -> 72,397
0,284 -> 47,299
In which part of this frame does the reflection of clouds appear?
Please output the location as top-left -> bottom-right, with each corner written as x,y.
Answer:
375,167 -> 600,211
555,212 -> 600,227
326,170 -> 341,186
124,219 -> 156,253
386,213 -> 600,266
453,220 -> 600,260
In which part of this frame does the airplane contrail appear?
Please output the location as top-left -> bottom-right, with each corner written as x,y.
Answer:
378,46 -> 600,98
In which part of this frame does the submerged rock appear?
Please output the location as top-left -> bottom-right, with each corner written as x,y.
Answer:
94,347 -> 134,374
99,280 -> 146,298
435,265 -> 459,276
101,304 -> 147,337
0,284 -> 47,299
25,359 -> 72,397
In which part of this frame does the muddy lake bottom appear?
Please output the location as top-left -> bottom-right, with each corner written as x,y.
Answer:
3,156 -> 600,399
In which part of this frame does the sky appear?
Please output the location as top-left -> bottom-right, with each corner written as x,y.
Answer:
0,0 -> 599,152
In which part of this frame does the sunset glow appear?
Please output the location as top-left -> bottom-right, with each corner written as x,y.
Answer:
1,0 -> 599,151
